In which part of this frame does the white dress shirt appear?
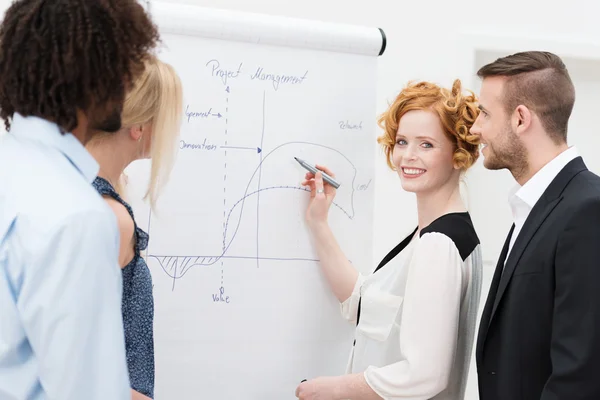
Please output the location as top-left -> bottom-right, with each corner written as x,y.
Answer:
506,146 -> 579,260
340,215 -> 483,400
0,114 -> 130,399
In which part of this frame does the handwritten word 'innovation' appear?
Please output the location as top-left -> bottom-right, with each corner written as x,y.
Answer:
180,138 -> 218,151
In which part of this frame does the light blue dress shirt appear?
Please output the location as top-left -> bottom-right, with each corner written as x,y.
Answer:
0,114 -> 130,399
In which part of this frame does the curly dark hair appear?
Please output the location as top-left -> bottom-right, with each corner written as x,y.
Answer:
0,0 -> 160,133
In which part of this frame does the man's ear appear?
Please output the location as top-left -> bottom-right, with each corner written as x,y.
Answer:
514,105 -> 532,135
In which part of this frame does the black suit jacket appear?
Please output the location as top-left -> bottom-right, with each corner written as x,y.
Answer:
477,157 -> 600,400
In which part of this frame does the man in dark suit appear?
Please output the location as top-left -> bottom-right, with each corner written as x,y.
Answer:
470,51 -> 600,400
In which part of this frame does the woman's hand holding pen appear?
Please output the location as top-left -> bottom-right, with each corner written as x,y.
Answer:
301,163 -> 358,308
301,164 -> 337,229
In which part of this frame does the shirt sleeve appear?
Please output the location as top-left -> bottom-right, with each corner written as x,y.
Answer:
364,232 -> 463,399
17,210 -> 130,399
340,273 -> 366,323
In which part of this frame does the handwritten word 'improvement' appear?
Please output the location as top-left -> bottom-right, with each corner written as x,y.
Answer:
185,105 -> 222,123
250,67 -> 308,91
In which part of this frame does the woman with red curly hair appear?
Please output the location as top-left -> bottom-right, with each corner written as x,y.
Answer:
296,80 -> 483,400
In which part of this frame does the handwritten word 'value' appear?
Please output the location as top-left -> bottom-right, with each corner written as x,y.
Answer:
180,138 -> 218,151
206,59 -> 243,85
185,105 -> 222,123
250,67 -> 308,91
212,287 -> 230,303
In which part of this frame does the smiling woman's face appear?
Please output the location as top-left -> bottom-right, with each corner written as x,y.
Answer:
392,109 -> 458,194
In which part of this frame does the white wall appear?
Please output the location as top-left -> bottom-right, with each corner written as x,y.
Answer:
0,1 -> 598,398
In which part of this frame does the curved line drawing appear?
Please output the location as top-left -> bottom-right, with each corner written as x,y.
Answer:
150,184 -> 353,280
221,141 -> 357,262
148,142 -> 358,282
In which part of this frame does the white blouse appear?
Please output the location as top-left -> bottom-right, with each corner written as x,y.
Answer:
341,212 -> 483,400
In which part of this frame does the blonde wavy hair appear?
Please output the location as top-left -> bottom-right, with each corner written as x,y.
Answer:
111,55 -> 183,208
377,79 -> 480,171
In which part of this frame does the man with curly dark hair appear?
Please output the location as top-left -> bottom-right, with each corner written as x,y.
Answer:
0,1 -> 160,399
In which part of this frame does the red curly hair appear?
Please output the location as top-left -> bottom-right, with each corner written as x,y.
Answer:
377,79 -> 480,171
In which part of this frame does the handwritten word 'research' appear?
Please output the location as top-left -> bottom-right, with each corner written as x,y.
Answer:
206,59 -> 243,85
250,67 -> 308,91
180,138 -> 218,151
339,120 -> 363,130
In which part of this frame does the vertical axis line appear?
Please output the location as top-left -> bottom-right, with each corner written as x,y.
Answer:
256,91 -> 266,268
221,89 -> 229,287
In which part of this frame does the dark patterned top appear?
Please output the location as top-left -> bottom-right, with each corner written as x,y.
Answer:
92,177 -> 155,398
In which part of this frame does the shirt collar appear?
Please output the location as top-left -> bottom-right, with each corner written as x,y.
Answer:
9,113 -> 99,183
510,146 -> 579,209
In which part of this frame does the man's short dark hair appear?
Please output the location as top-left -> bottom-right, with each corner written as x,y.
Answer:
477,51 -> 575,143
0,0 -> 160,133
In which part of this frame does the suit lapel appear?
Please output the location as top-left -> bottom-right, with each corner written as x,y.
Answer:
476,224 -> 514,364
490,196 -> 562,318
487,156 -> 587,327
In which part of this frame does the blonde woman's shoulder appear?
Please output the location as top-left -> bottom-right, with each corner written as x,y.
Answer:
103,196 -> 135,268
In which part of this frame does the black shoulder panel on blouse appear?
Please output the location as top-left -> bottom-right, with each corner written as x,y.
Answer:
420,212 -> 480,261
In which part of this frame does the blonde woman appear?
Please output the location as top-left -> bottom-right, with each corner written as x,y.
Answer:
87,56 -> 183,400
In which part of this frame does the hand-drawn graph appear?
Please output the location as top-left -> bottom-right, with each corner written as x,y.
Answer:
121,14 -> 380,397
145,89 -> 362,294
131,6 -> 382,400
121,48 -> 375,308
